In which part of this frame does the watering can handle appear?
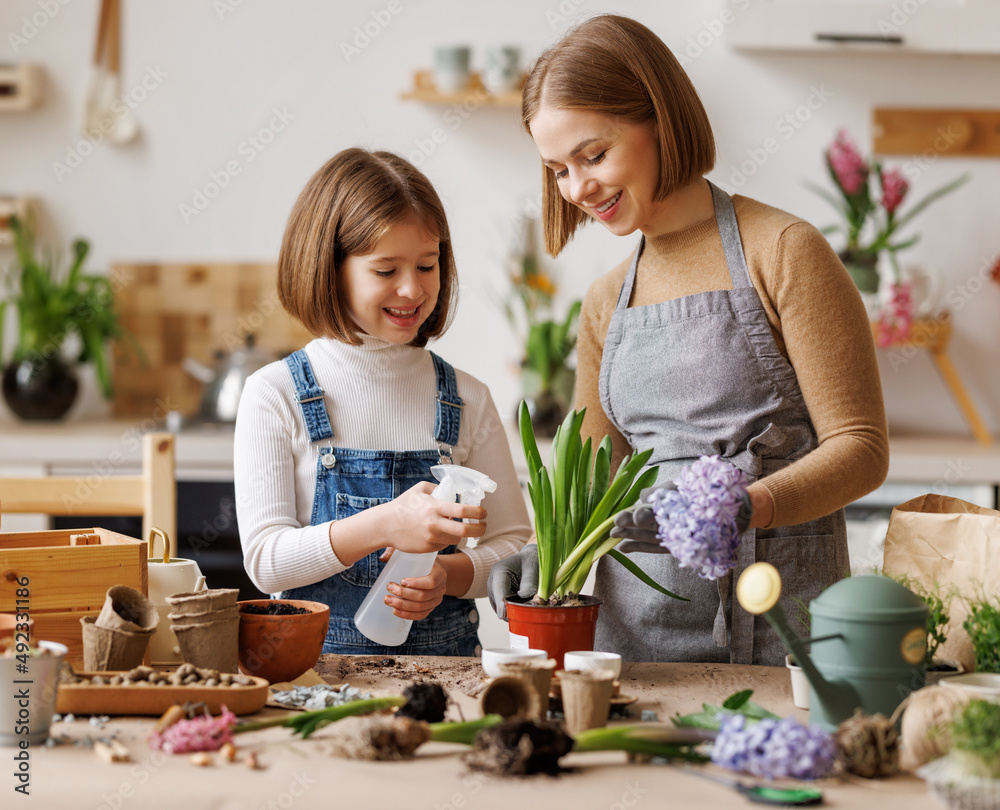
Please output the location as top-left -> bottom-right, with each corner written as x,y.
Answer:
148,527 -> 172,564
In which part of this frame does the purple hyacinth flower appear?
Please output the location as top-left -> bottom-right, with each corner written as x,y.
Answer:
711,715 -> 837,780
647,455 -> 749,580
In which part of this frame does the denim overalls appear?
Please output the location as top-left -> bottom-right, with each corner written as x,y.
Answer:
281,349 -> 481,656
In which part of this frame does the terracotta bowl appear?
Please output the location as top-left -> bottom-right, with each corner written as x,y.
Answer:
236,599 -> 330,684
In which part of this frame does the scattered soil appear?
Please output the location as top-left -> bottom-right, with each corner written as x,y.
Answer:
317,655 -> 487,698
241,604 -> 309,616
397,682 -> 448,723
464,718 -> 574,776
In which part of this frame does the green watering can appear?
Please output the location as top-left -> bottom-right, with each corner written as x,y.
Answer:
737,563 -> 929,730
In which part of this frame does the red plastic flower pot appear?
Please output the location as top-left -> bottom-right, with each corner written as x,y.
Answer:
504,596 -> 602,669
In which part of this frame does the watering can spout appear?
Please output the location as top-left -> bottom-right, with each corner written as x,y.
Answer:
737,563 -> 861,725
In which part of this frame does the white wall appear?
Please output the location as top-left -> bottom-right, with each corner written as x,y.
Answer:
3,0 -> 1000,437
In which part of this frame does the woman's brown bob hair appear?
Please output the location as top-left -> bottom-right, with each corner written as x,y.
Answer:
522,14 -> 716,256
278,148 -> 457,347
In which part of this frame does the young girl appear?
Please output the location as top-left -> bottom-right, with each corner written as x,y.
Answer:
235,148 -> 531,656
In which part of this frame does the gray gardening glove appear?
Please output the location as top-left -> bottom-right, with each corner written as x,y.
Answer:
610,485 -> 671,554
487,545 -> 539,622
611,502 -> 670,554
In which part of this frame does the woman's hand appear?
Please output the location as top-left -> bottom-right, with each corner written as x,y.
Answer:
383,560 -> 448,621
380,481 -> 487,555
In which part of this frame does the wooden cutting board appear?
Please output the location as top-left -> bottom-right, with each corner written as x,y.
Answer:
110,262 -> 313,419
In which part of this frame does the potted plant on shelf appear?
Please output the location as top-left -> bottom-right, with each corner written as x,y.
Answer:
0,215 -> 131,420
506,403 -> 686,666
806,129 -> 968,344
502,217 -> 581,438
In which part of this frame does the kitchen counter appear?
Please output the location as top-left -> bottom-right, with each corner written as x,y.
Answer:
26,656 -> 938,809
0,418 -> 236,481
3,417 -> 1000,495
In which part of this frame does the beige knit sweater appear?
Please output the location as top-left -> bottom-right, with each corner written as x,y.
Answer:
574,194 -> 889,528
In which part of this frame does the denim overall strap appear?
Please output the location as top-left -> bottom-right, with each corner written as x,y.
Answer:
280,349 -> 481,656
284,350 -> 334,443
430,351 -> 463,458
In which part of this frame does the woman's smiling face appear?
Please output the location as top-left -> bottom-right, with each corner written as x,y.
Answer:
529,105 -> 665,237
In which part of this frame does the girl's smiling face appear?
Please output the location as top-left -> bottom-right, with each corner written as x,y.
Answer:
529,106 -> 667,237
341,217 -> 441,345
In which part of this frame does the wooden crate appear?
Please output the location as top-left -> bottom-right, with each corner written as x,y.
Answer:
0,528 -> 148,667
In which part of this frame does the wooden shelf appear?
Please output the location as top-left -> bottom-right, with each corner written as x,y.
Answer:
874,107 -> 1000,158
400,70 -> 523,107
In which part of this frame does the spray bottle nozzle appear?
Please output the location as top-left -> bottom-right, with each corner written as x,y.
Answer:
430,464 -> 497,506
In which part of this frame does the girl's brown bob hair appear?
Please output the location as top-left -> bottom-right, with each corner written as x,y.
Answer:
278,148 -> 457,347
522,14 -> 716,256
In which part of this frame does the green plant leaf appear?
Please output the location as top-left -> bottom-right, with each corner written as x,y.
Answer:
606,549 -> 689,601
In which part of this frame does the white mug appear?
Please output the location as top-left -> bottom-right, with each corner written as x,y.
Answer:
433,45 -> 471,94
482,45 -> 521,94
563,650 -> 622,680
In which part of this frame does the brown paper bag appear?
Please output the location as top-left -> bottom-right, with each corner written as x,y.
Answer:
883,493 -> 1000,672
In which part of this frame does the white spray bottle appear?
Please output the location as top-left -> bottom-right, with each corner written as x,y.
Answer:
354,464 -> 497,646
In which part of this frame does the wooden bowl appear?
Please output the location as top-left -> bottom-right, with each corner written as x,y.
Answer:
236,599 -> 330,684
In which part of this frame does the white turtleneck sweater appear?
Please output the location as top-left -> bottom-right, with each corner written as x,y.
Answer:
234,336 -> 531,600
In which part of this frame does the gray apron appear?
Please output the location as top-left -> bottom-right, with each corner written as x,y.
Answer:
595,181 -> 848,666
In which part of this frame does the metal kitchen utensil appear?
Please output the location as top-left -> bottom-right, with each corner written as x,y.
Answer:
83,0 -> 114,134
182,334 -> 277,422
104,0 -> 139,144
737,563 -> 929,730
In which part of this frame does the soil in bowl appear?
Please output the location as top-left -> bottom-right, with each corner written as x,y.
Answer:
241,604 -> 309,616
237,599 -> 330,684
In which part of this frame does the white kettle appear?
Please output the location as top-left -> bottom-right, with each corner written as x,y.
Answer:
147,528 -> 207,665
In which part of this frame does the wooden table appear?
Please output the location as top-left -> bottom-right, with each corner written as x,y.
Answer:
24,656 -> 939,809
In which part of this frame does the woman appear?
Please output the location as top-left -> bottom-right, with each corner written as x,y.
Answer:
488,14 -> 888,665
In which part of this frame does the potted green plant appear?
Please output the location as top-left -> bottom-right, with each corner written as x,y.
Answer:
963,591 -> 1000,673
0,214 -> 130,419
506,403 -> 686,666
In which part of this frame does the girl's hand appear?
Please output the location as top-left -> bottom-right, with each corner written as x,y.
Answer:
382,481 -> 487,555
384,561 -> 447,621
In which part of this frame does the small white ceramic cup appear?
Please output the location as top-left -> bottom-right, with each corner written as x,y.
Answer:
785,654 -> 810,710
481,647 -> 546,678
563,650 -> 622,680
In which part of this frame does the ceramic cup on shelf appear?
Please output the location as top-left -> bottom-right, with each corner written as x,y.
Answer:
433,45 -> 471,93
482,45 -> 520,94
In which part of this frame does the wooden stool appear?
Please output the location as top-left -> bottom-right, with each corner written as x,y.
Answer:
873,311 -> 992,446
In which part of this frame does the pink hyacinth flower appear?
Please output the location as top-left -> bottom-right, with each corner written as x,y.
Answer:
881,169 -> 909,214
149,706 -> 237,754
827,129 -> 869,195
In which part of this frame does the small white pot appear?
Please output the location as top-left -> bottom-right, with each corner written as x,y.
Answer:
786,654 -> 810,711
0,640 -> 68,746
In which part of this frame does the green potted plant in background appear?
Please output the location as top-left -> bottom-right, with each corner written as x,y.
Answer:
963,590 -> 1000,673
502,217 -> 581,438
506,404 -> 686,666
0,214 -> 131,420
